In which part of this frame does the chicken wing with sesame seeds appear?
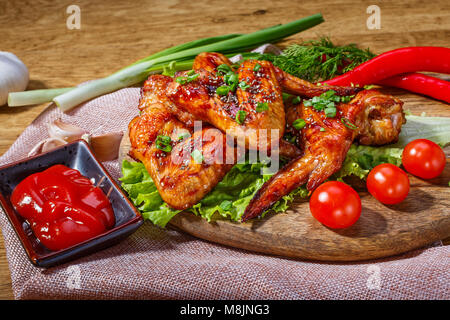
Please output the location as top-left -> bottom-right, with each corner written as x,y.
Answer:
273,66 -> 362,98
167,53 -> 286,151
242,89 -> 405,221
129,74 -> 239,210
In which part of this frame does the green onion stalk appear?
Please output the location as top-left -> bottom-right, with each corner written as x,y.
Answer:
8,14 -> 324,111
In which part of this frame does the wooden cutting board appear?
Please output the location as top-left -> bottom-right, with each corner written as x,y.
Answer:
119,87 -> 450,261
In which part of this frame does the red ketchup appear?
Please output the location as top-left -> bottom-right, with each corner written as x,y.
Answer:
11,164 -> 115,251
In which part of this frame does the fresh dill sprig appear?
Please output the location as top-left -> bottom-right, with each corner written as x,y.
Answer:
258,37 -> 375,82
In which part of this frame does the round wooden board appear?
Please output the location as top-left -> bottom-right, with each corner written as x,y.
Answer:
120,88 -> 450,261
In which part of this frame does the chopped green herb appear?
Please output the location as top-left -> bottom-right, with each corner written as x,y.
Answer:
292,118 -> 306,130
191,149 -> 204,163
256,102 -> 269,112
216,85 -> 230,96
217,64 -> 232,75
239,81 -> 250,90
283,133 -> 297,144
302,90 -> 353,118
224,72 -> 239,91
175,70 -> 199,84
320,127 -> 326,132
155,135 -> 172,152
253,63 -> 261,72
324,107 -> 336,118
292,96 -> 302,104
341,117 -> 358,130
236,110 -> 247,124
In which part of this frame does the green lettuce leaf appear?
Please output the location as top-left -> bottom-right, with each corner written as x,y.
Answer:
120,115 -> 450,227
120,160 -> 308,227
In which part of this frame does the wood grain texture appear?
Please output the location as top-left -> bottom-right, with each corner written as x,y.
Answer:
0,0 -> 449,299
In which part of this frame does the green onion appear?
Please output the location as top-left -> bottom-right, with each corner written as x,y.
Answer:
292,96 -> 302,104
256,102 -> 269,112
216,85 -> 230,96
341,117 -> 358,130
324,107 -> 336,118
8,88 -> 73,107
217,64 -> 232,75
238,81 -> 250,90
155,135 -> 172,152
253,63 -> 262,72
320,127 -> 326,132
283,133 -> 297,144
191,149 -> 204,163
292,118 -> 306,130
10,14 -> 324,110
175,70 -> 199,84
236,110 -> 247,124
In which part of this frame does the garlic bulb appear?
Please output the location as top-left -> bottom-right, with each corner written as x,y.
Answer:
0,52 -> 29,106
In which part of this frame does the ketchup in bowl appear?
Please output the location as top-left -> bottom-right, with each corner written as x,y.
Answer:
11,164 -> 115,251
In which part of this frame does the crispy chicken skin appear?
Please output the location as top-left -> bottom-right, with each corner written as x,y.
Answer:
129,73 -> 239,210
167,53 -> 286,151
273,66 -> 361,98
242,90 -> 405,221
129,102 -> 236,210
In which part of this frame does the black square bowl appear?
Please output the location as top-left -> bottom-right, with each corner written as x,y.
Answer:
0,139 -> 143,267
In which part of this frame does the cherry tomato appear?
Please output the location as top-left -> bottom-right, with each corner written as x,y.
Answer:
402,139 -> 446,179
367,163 -> 410,205
309,181 -> 361,229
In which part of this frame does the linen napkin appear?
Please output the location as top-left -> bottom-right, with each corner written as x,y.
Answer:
0,88 -> 448,299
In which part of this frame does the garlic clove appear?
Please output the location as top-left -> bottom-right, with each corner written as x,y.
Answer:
28,138 -> 67,157
90,132 -> 124,162
48,119 -> 88,142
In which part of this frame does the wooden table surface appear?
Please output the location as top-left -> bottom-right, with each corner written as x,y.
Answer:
1,0 -> 449,299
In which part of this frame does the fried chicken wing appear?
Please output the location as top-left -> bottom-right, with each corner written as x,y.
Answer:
167,53 -> 285,150
274,67 -> 361,97
129,73 -> 239,210
129,102 -> 236,210
242,89 -> 405,221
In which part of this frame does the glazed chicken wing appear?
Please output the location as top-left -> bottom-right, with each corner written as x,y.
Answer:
129,76 -> 238,210
242,89 -> 405,221
167,52 -> 360,151
167,53 -> 285,151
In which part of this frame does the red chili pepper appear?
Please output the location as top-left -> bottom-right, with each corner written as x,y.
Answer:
11,164 -> 115,251
378,73 -> 450,103
324,47 -> 450,87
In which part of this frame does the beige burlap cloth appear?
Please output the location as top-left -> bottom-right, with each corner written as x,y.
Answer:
0,88 -> 448,299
